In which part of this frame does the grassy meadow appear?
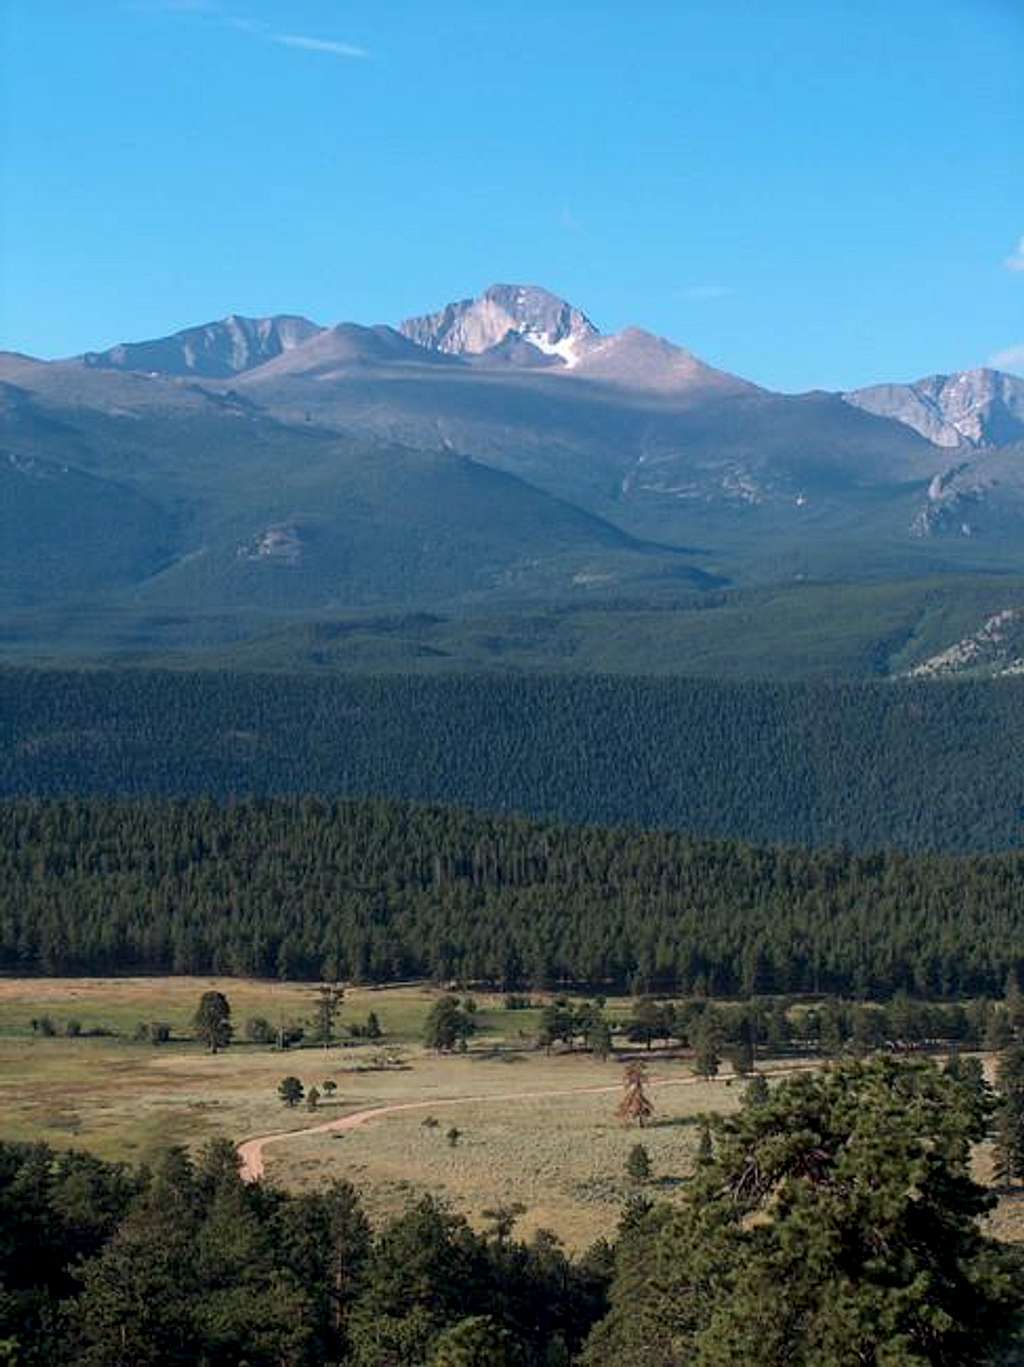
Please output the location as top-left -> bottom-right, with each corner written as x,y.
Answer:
0,977 -> 724,1248
2,976 -> 1018,1251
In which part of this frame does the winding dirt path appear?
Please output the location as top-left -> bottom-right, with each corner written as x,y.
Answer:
237,1064 -> 816,1182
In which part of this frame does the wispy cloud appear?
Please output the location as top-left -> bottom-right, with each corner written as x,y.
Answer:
990,343 -> 1024,374
681,285 -> 734,301
559,206 -> 581,233
1006,236 -> 1024,273
272,33 -> 368,59
132,4 -> 369,59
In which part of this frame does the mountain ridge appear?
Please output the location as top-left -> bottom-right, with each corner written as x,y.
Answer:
8,284 -> 1021,438
6,282 -> 1024,661
79,313 -> 324,378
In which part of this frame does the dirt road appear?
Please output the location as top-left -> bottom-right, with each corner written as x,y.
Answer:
237,1064 -> 814,1182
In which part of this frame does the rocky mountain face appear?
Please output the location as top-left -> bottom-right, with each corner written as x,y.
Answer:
906,607 -> 1024,679
80,313 -> 323,378
397,284 -> 751,396
399,283 -> 599,366
844,368 -> 1024,449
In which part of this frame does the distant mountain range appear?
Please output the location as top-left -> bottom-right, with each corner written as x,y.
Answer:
68,282 -> 1023,441
3,283 -> 1024,661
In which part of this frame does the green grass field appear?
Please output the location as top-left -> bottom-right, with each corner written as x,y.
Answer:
2,977 -> 1017,1251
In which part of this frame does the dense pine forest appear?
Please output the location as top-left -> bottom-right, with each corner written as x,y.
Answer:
4,795 -> 1024,997
3,668 -> 1024,851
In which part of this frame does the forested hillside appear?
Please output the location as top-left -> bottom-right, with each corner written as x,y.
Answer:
4,796 -> 1024,996
3,668 -> 1024,851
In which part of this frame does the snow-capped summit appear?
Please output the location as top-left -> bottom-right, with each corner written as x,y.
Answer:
399,283 -> 599,368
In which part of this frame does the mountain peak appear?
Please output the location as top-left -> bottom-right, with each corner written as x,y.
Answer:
399,283 -> 599,367
844,367 -> 1024,448
568,326 -> 758,397
80,313 -> 323,379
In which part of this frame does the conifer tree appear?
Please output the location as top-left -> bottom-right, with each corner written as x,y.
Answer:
310,984 -> 345,1047
590,1017 -> 613,1062
616,1062 -> 654,1128
193,991 -> 232,1053
625,1144 -> 652,1185
278,1076 -> 304,1108
691,1018 -> 721,1080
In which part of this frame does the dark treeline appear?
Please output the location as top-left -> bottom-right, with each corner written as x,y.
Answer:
5,796 -> 1024,997
0,1137 -> 606,1366
4,668 -> 1024,852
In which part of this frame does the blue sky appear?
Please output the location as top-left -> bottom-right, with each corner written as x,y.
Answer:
1,0 -> 1021,390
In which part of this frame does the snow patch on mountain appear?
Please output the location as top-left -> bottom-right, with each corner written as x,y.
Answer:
399,283 -> 599,366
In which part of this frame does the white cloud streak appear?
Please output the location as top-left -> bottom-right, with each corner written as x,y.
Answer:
273,33 -> 369,59
1006,236 -> 1024,272
989,343 -> 1024,374
132,5 -> 369,59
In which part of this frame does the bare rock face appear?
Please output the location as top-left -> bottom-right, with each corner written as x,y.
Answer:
80,314 -> 323,378
907,608 -> 1024,678
236,523 -> 304,565
399,284 -> 756,396
844,368 -> 1024,449
399,283 -> 599,367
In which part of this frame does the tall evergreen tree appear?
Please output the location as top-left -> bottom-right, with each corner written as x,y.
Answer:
192,992 -> 232,1054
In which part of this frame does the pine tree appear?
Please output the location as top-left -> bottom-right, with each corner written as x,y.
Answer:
728,1015 -> 755,1077
193,991 -> 232,1053
423,996 -> 475,1052
590,1017 -> 613,1062
278,1076 -> 304,1107
691,1019 -> 721,1080
625,1144 -> 651,1185
310,984 -> 345,1047
616,1062 -> 654,1128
